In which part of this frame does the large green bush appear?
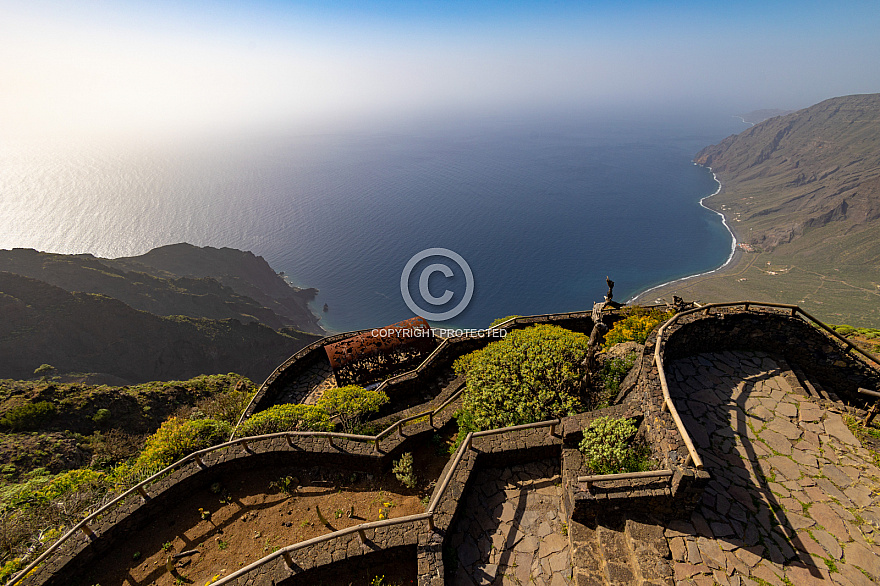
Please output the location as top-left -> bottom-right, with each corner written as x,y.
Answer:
237,404 -> 333,436
453,324 -> 590,431
316,385 -> 389,433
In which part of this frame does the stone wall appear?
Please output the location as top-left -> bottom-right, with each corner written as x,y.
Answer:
248,310 -> 603,422
660,308 -> 880,407
27,306 -> 710,586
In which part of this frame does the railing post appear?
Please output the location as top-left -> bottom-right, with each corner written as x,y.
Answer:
744,302 -> 750,311
374,437 -> 380,453
549,421 -> 556,437
791,307 -> 797,316
286,435 -> 295,447
80,524 -> 96,540
427,515 -> 435,531
397,421 -> 404,438
194,455 -> 206,468
683,452 -> 693,468
282,550 -> 295,569
662,397 -> 669,413
136,486 -> 150,501
357,528 -> 367,543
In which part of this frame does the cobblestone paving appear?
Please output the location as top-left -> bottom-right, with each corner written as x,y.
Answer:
666,351 -> 880,586
274,357 -> 338,405
449,460 -> 574,585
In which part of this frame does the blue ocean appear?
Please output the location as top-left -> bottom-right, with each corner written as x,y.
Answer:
0,110 -> 748,332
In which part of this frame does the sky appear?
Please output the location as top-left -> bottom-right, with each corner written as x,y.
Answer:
2,0 -> 879,139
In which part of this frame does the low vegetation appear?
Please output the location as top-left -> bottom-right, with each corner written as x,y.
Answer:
830,324 -> 880,353
603,307 -> 675,349
392,452 -> 417,489
579,416 -> 650,475
0,374 -> 256,581
593,352 -> 638,409
237,404 -> 333,436
489,315 -> 521,328
316,385 -> 389,434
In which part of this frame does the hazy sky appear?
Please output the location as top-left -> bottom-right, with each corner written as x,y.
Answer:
2,0 -> 879,138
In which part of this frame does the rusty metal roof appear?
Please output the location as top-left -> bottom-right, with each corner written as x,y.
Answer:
324,317 -> 434,369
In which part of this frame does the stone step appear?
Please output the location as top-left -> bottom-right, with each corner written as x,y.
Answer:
569,515 -> 673,586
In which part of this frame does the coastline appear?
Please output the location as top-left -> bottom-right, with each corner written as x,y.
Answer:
627,164 -> 739,304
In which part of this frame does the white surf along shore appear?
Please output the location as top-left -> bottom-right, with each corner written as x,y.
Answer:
627,164 -> 738,304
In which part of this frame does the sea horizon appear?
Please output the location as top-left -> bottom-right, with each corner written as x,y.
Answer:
0,109 -> 750,332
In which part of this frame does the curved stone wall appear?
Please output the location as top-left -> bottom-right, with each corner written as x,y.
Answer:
659,308 -> 880,405
32,304 -> 871,586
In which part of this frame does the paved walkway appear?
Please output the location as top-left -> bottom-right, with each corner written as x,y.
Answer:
449,460 -> 574,585
667,351 -> 880,586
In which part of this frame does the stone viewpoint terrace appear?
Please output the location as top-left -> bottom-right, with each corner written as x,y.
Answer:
11,303 -> 880,586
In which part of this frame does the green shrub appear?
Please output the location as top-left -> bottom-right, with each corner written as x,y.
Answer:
578,416 -> 648,475
489,315 -> 520,328
595,353 -> 638,408
834,324 -> 855,336
392,452 -> 417,489
114,417 -> 231,481
316,385 -> 389,433
603,308 -> 675,349
238,404 -> 333,436
33,364 -> 55,375
92,408 -> 111,424
1,401 -> 56,431
0,558 -> 24,584
453,324 -> 589,431
36,469 -> 107,502
198,384 -> 256,425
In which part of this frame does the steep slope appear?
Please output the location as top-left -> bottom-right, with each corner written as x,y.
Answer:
635,93 -> 880,326
696,93 -> 880,254
110,243 -> 323,334
0,248 -> 300,331
0,272 -> 320,383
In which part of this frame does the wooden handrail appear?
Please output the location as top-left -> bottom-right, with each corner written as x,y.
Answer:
578,469 -> 674,488
652,300 -> 880,477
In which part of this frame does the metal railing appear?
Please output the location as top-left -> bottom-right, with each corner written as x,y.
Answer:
8,386 -> 469,586
209,418 -> 560,586
653,300 -> 880,474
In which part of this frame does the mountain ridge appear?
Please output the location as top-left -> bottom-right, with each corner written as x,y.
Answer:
635,93 -> 880,326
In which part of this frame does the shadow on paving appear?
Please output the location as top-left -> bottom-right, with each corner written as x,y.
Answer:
666,351 -> 880,586
446,458 -> 572,586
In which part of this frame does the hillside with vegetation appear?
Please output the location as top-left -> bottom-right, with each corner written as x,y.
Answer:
0,273 -> 319,384
0,244 -> 323,335
635,93 -> 880,326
